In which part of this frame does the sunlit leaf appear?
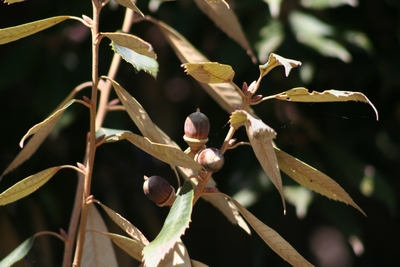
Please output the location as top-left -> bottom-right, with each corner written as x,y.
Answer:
289,11 -> 351,62
0,236 -> 34,267
259,53 -> 302,78
182,62 -> 235,84
193,0 -> 256,63
158,239 -> 191,267
0,16 -> 71,45
114,0 -> 144,16
82,204 -> 118,267
143,181 -> 194,267
256,20 -> 284,63
119,132 -> 205,171
95,200 -> 149,245
19,99 -> 75,148
102,77 -> 166,143
263,0 -> 283,18
95,232 -> 144,261
191,259 -> 209,267
3,0 -> 26,4
224,194 -> 314,267
275,147 -> 366,216
300,0 -> 358,9
102,32 -> 156,58
274,87 -> 378,120
0,166 -> 62,206
111,41 -> 158,78
230,110 -> 285,211
151,19 -> 245,114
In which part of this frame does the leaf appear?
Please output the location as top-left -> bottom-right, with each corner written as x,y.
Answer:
95,232 -> 144,261
113,0 -> 144,16
259,53 -> 302,78
256,20 -> 284,63
82,204 -> 118,267
230,110 -> 285,212
205,0 -> 229,9
3,0 -> 26,4
0,16 -> 71,45
19,99 -> 75,148
102,32 -> 156,58
0,166 -> 62,206
119,132 -> 205,171
143,181 -> 194,267
275,147 -> 366,216
300,0 -> 358,9
273,87 -> 378,120
191,259 -> 209,267
263,0 -> 283,18
111,41 -> 158,78
150,18 -> 246,114
102,77 -> 166,143
95,200 -> 149,245
193,0 -> 256,63
182,62 -> 235,84
158,239 -> 191,267
225,195 -> 314,267
283,186 -> 313,219
0,236 -> 34,267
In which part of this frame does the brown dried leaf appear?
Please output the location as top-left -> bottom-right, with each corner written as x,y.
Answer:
101,32 -> 156,58
193,0 -> 256,63
182,62 -> 235,84
274,87 -> 378,120
113,0 -> 144,16
275,147 -> 366,216
151,19 -> 244,114
259,53 -> 302,78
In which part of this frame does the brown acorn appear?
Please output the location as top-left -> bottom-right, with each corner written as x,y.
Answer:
195,148 -> 225,172
183,109 -> 210,153
143,176 -> 175,206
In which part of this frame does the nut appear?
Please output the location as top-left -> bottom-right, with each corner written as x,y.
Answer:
183,109 -> 210,152
195,148 -> 225,172
143,175 -> 175,206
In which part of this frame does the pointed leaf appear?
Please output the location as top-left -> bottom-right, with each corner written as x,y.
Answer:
226,195 -> 314,267
0,166 -> 62,206
259,53 -> 302,78
193,0 -> 256,62
158,239 -> 191,267
0,16 -> 71,45
95,200 -> 149,245
114,0 -> 144,16
102,77 -> 166,143
230,110 -> 285,211
0,236 -> 34,267
120,132 -> 204,171
151,19 -> 246,114
274,87 -> 378,120
19,99 -> 75,148
111,41 -> 158,78
102,32 -> 156,58
143,181 -> 194,267
182,62 -> 235,84
82,204 -> 118,267
95,232 -> 144,261
275,147 -> 366,216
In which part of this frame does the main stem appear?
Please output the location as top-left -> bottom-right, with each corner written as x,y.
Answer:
72,1 -> 101,266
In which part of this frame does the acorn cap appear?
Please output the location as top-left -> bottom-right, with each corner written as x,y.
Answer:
143,176 -> 175,206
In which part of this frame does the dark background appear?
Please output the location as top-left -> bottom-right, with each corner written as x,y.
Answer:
0,0 -> 399,266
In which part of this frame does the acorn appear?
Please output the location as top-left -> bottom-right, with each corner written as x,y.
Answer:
195,148 -> 225,172
183,109 -> 210,153
143,176 -> 176,207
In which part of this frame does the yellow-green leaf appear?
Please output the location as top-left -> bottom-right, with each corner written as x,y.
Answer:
113,0 -> 144,16
275,147 -> 366,216
274,87 -> 378,120
95,201 -> 149,245
226,194 -> 314,267
0,166 -> 62,206
0,236 -> 34,266
3,0 -> 26,4
263,0 -> 283,18
101,32 -> 156,58
182,62 -> 235,84
19,99 -> 75,148
0,16 -> 71,45
95,232 -> 144,261
259,53 -> 302,78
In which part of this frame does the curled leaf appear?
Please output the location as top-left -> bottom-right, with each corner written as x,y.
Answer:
182,62 -> 235,84
259,53 -> 302,78
274,87 -> 378,120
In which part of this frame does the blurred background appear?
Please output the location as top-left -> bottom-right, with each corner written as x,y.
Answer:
0,0 -> 399,266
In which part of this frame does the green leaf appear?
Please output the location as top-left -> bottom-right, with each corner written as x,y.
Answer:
182,62 -> 235,84
111,41 -> 158,78
0,236 -> 35,267
300,0 -> 358,9
102,32 -> 156,58
0,166 -> 62,206
0,16 -> 71,45
143,181 -> 194,267
256,20 -> 284,63
263,0 -> 283,18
